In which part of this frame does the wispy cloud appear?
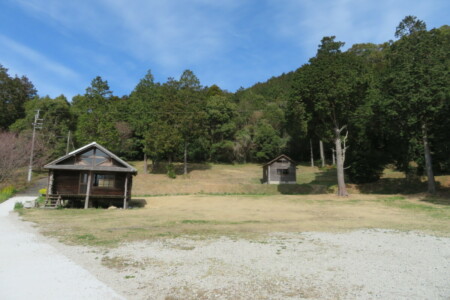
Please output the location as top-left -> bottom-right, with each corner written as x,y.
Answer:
0,35 -> 79,79
270,0 -> 445,56
7,0 -> 449,96
0,34 -> 80,96
14,0 -> 240,72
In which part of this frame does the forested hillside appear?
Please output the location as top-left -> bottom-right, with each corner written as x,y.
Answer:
1,16 -> 449,194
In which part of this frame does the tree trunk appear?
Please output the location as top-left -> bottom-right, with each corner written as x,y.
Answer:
422,123 -> 436,194
310,139 -> 314,167
143,153 -> 148,174
184,142 -> 188,175
334,128 -> 348,196
319,140 -> 325,168
332,149 -> 336,166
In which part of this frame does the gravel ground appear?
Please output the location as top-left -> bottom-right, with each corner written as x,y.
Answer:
59,230 -> 450,300
0,196 -> 125,300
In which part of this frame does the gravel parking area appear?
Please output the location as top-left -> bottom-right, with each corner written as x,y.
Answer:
59,229 -> 450,300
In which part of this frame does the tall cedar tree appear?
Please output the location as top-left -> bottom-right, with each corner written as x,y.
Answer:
384,17 -> 449,193
177,70 -> 206,174
293,36 -> 371,196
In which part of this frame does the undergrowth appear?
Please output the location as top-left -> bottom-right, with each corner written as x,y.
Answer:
0,186 -> 16,203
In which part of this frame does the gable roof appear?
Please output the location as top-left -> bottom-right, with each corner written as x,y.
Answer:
263,154 -> 296,167
44,142 -> 137,174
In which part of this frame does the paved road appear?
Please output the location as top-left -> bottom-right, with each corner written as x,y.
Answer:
0,196 -> 125,300
15,177 -> 48,197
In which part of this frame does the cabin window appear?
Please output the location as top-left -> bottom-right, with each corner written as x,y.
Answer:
78,148 -> 110,166
277,169 -> 289,175
93,174 -> 115,188
80,149 -> 95,165
94,149 -> 108,165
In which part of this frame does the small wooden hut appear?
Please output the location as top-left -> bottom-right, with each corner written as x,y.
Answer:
44,142 -> 137,209
262,154 -> 296,184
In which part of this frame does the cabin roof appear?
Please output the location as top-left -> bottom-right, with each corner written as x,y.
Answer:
44,142 -> 137,174
262,154 -> 296,167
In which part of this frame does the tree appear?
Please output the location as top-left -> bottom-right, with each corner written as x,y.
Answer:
233,127 -> 253,163
128,70 -> 160,138
10,95 -> 74,159
0,65 -> 37,129
204,94 -> 237,162
176,70 -> 206,174
293,36 -> 371,196
252,120 -> 287,161
72,76 -> 126,153
384,18 -> 449,193
0,132 -> 30,183
395,15 -> 427,38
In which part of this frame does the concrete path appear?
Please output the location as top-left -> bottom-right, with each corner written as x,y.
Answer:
0,196 -> 125,300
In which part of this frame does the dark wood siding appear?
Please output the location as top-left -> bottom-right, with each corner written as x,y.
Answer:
91,172 -> 126,196
53,170 -> 129,197
53,170 -> 80,194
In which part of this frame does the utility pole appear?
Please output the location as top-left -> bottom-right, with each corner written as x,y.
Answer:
27,110 -> 43,182
66,130 -> 71,154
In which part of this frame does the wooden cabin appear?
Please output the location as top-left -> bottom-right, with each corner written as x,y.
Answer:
44,142 -> 137,209
262,154 -> 296,184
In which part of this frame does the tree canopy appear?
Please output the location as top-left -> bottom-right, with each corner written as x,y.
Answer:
1,16 -> 449,194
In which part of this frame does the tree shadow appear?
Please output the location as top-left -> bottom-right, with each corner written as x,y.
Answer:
357,178 -> 430,194
277,168 -> 337,195
419,187 -> 450,206
147,162 -> 212,175
129,198 -> 147,208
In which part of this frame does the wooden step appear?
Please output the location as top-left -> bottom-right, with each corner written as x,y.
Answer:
44,195 -> 62,208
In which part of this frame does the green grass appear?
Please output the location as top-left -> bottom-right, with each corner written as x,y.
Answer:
181,219 -> 262,225
14,202 -> 24,210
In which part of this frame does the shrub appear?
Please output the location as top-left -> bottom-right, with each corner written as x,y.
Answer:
0,185 -> 16,203
35,196 -> 46,207
166,163 -> 176,179
14,202 -> 24,210
39,188 -> 47,196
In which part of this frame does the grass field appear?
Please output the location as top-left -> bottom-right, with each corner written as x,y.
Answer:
18,162 -> 450,247
131,161 -> 449,196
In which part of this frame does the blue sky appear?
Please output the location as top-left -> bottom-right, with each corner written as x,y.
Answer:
0,0 -> 448,100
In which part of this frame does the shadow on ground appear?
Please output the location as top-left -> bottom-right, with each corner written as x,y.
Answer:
147,162 -> 212,175
277,168 -> 337,195
357,178 -> 448,195
420,191 -> 450,206
129,198 -> 147,208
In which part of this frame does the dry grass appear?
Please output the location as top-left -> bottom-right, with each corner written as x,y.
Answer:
20,193 -> 450,247
18,163 -> 450,247
132,162 -> 336,196
131,162 -> 450,196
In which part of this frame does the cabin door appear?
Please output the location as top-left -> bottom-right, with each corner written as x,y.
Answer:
79,172 -> 88,194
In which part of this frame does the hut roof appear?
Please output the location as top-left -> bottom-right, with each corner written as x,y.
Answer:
44,142 -> 137,174
262,154 -> 296,167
